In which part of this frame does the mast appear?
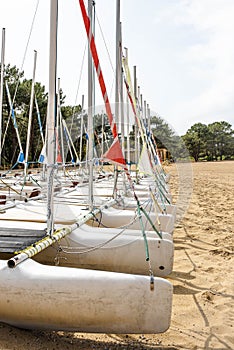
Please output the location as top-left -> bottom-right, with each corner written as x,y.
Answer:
88,0 -> 94,211
139,91 -> 143,158
133,65 -> 139,180
147,103 -> 150,130
144,100 -> 147,121
0,28 -> 5,167
24,50 -> 37,177
55,77 -> 60,164
124,47 -> 130,169
112,0 -> 121,198
58,78 -> 65,166
115,0 -> 120,130
79,94 -> 84,162
119,22 -> 126,189
101,110 -> 104,162
47,0 -> 58,235
79,0 -> 125,167
119,22 -> 125,155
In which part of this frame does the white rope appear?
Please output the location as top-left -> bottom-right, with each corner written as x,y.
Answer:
58,226 -> 140,255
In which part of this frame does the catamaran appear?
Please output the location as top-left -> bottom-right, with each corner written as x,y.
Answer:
0,0 -> 175,333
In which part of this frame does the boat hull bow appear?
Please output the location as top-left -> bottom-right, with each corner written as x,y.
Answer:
0,259 -> 173,333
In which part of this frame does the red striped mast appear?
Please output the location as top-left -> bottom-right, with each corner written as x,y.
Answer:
79,0 -> 118,140
79,0 -> 155,268
79,0 -> 133,182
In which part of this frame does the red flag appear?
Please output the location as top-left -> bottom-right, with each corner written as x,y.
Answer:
102,137 -> 125,167
57,151 -> 62,163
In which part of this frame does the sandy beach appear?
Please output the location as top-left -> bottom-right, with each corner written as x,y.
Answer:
0,160 -> 233,350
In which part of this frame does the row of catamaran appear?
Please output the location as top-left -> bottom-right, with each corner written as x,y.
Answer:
0,0 -> 176,334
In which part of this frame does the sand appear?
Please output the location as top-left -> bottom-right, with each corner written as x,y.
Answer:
0,160 -> 233,350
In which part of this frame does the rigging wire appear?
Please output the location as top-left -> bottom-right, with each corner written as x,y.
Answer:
94,7 -> 115,99
1,0 -> 40,154
12,0 -> 40,105
69,40 -> 87,136
95,9 -> 115,74
57,225 -> 141,255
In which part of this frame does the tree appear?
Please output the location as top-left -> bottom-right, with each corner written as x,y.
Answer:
150,116 -> 174,149
2,76 -> 48,166
182,121 -> 234,161
1,64 -> 26,166
182,123 -> 208,161
150,115 -> 189,160
206,121 -> 234,161
0,63 -> 74,167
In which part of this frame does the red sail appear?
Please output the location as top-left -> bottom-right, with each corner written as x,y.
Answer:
103,138 -> 126,166
79,0 -> 125,166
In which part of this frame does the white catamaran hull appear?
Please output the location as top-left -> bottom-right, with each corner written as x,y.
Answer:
91,207 -> 175,234
36,224 -> 174,276
0,259 -> 173,333
114,199 -> 177,218
0,196 -> 174,234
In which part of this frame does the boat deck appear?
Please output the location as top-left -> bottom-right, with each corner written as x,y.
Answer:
0,227 -> 47,253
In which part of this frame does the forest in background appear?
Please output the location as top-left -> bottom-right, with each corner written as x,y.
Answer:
0,64 -> 233,168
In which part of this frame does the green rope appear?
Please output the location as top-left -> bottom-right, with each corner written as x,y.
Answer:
136,201 -> 156,291
158,185 -> 171,204
136,202 -> 149,261
140,206 -> 162,239
153,164 -> 168,190
29,175 -> 42,188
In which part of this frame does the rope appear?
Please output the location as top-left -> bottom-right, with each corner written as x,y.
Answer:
28,175 -> 42,188
69,40 -> 87,136
47,164 -> 57,236
149,186 -> 166,214
140,205 -> 162,239
95,9 -> 115,74
6,0 -> 39,108
148,188 -> 162,232
1,0 -> 40,154
58,225 -> 138,255
90,210 -> 140,230
0,178 -> 27,198
135,203 -> 150,262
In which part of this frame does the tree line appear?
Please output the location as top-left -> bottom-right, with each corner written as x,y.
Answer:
0,64 -> 233,168
182,122 -> 234,162
0,64 -> 81,167
150,117 -> 234,162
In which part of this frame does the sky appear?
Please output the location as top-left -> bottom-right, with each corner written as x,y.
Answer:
0,0 -> 234,136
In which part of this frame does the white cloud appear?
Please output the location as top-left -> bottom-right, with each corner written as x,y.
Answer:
0,0 -> 233,135
152,0 -> 234,133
